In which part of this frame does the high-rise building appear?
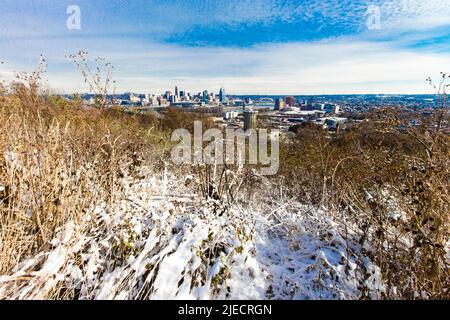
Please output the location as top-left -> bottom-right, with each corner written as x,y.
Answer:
175,86 -> 179,98
202,90 -> 209,101
275,98 -> 286,111
164,91 -> 172,100
285,96 -> 295,107
219,88 -> 226,103
244,110 -> 258,131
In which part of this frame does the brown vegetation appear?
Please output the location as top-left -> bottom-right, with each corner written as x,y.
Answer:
279,106 -> 449,299
0,61 -> 448,299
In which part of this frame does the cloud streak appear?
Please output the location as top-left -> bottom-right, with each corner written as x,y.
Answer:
2,35 -> 448,94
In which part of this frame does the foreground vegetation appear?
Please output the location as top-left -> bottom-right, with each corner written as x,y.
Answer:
0,67 -> 448,299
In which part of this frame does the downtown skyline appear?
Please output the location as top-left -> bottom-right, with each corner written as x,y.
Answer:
1,0 -> 450,95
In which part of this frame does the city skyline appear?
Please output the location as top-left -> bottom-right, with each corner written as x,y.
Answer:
1,1 -> 450,94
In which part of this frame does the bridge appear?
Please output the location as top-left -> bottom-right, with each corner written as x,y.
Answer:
259,98 -> 275,103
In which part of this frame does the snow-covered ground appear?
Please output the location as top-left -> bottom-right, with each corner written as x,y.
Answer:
0,166 -> 386,300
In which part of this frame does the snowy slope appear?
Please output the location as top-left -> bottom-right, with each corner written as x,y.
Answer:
0,167 -> 386,300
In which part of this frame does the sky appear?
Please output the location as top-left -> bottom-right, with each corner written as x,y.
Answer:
0,0 -> 450,94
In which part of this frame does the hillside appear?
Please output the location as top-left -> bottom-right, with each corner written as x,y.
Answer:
0,89 -> 448,300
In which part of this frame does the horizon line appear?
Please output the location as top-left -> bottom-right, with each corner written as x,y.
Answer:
59,92 -> 439,97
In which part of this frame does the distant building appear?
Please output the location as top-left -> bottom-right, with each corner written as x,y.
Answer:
325,117 -> 347,131
223,111 -> 238,120
302,103 -> 323,111
169,95 -> 177,104
175,86 -> 179,98
150,95 -> 158,105
130,95 -> 141,104
159,98 -> 169,107
202,90 -> 209,101
219,88 -> 226,103
233,99 -> 244,107
333,105 -> 340,114
244,110 -> 258,131
285,96 -> 295,107
171,101 -> 200,108
275,98 -> 286,111
323,103 -> 341,114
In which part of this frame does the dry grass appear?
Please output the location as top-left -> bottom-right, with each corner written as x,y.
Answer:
0,63 -> 448,299
0,92 -> 171,274
279,108 -> 450,299
0,75 -> 225,276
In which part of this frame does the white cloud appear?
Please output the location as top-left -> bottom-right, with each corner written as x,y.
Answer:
2,37 -> 446,94
378,0 -> 450,31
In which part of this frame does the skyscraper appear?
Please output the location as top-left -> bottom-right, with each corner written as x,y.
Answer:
275,98 -> 286,111
202,90 -> 209,101
175,86 -> 179,98
219,88 -> 226,103
285,96 -> 295,107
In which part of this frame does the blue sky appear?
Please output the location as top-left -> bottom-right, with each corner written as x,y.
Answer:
1,0 -> 450,94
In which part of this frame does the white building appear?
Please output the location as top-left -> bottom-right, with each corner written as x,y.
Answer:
223,111 -> 239,120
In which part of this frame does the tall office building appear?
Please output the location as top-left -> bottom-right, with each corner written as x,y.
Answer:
175,86 -> 179,98
285,96 -> 295,107
275,98 -> 286,111
202,90 -> 209,101
219,88 -> 226,103
244,110 -> 258,131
